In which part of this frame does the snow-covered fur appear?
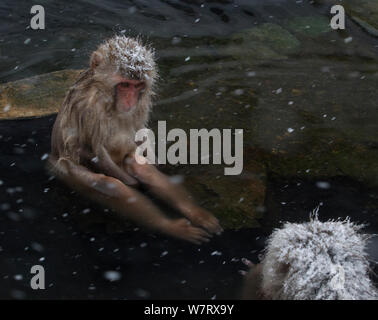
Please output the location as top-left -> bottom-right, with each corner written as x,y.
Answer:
261,210 -> 378,300
91,35 -> 157,83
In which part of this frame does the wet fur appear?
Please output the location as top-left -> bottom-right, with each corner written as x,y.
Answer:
49,36 -> 157,174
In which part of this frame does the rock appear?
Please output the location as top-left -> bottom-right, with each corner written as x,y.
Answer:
285,16 -> 331,37
319,0 -> 378,36
183,157 -> 266,229
343,0 -> 378,37
0,69 -> 82,120
243,59 -> 378,188
229,23 -> 300,60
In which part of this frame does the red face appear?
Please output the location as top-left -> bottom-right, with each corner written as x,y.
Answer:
116,79 -> 145,113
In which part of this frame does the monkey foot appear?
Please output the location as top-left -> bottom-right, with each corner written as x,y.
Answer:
184,206 -> 223,235
166,218 -> 212,245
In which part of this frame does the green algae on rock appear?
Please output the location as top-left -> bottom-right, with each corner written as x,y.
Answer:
0,69 -> 82,120
189,159 -> 266,229
160,159 -> 267,229
285,16 -> 332,37
229,23 -> 300,61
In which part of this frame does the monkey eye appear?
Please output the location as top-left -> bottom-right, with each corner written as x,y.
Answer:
119,82 -> 130,88
135,82 -> 145,89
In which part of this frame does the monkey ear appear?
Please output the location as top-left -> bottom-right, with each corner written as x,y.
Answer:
90,52 -> 103,69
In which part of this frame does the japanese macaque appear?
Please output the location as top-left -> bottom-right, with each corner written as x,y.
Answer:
242,212 -> 378,300
48,35 -> 222,244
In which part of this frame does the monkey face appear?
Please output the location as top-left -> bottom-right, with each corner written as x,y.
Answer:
115,78 -> 146,113
89,35 -> 157,114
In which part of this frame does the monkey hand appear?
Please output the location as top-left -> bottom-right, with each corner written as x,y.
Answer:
239,258 -> 255,276
181,205 -> 223,235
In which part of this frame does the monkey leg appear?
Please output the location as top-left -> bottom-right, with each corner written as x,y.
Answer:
125,156 -> 223,235
51,159 -> 211,244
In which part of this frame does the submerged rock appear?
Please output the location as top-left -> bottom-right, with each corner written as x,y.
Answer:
182,158 -> 266,229
0,69 -> 82,120
285,16 -> 332,38
229,23 -> 300,61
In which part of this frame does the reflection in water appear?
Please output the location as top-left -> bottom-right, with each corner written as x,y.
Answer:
0,0 -> 377,299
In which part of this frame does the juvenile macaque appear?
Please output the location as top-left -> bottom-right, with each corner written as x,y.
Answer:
48,35 -> 222,244
242,214 -> 378,300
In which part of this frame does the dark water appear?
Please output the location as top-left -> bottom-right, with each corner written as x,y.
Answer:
0,0 -> 377,299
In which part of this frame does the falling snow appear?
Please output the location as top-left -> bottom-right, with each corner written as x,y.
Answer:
233,89 -> 244,96
246,71 -> 256,77
160,251 -> 168,257
171,36 -> 182,45
316,181 -> 330,189
104,271 -> 122,282
14,274 -> 23,281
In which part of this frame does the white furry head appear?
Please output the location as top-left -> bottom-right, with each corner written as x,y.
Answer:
261,210 -> 378,300
90,35 -> 157,85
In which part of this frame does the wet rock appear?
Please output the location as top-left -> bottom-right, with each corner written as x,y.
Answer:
343,0 -> 378,37
285,16 -> 331,38
244,60 -> 378,188
318,0 -> 378,36
229,23 -> 300,60
0,69 -> 82,120
182,158 -> 266,229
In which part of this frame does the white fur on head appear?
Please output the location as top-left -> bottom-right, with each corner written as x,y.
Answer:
261,208 -> 378,300
91,35 -> 157,84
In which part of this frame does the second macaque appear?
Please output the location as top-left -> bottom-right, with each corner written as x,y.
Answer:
48,35 -> 222,244
241,215 -> 378,300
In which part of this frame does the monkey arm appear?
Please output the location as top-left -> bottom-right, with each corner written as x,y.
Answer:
80,146 -> 138,186
98,146 -> 140,186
